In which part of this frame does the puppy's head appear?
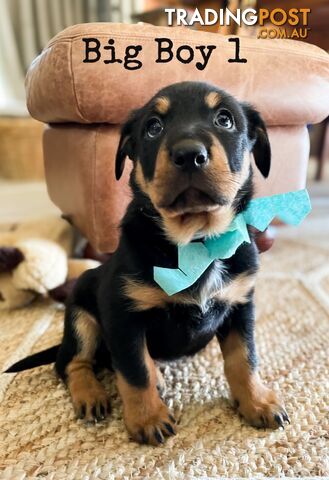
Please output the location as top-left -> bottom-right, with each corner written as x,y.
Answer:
116,82 -> 270,244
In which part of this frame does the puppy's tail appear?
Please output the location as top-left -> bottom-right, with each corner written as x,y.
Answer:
4,345 -> 60,373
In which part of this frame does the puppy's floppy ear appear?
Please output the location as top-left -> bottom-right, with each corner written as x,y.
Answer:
242,104 -> 271,178
115,110 -> 140,180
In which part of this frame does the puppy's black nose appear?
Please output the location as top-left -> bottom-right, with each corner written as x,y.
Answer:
171,141 -> 209,171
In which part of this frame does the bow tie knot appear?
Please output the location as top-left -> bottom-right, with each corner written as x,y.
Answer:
154,189 -> 311,296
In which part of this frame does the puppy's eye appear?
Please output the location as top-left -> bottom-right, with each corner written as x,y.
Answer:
214,110 -> 234,129
145,117 -> 163,138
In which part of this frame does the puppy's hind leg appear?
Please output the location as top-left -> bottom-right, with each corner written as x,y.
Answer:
217,300 -> 289,429
56,306 -> 110,422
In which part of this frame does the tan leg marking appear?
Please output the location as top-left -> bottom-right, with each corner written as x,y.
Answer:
66,310 -> 109,422
116,344 -> 176,445
220,331 -> 289,429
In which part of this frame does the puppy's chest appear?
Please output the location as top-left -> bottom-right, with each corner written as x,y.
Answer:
123,260 -> 256,315
187,261 -> 228,312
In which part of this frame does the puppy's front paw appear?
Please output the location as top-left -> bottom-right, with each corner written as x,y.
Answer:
125,400 -> 176,446
236,386 -> 290,429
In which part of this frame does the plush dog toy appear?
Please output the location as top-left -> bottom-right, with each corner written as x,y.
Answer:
0,217 -> 100,309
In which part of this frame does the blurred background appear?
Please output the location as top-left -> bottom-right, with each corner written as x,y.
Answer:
0,0 -> 328,224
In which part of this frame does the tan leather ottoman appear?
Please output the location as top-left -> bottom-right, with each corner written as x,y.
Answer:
26,23 -> 329,252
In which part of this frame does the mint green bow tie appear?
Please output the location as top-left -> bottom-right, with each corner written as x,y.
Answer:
153,189 -> 311,296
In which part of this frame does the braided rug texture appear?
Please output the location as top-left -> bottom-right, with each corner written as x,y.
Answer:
0,232 -> 328,479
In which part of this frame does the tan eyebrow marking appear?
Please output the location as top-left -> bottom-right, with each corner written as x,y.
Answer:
205,92 -> 221,109
155,96 -> 170,115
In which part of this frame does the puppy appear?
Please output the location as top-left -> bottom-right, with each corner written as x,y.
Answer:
7,81 -> 289,445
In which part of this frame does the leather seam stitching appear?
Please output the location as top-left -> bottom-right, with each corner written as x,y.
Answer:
69,39 -> 88,123
91,126 -> 99,249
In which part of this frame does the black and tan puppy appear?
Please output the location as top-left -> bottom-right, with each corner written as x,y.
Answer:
7,81 -> 289,445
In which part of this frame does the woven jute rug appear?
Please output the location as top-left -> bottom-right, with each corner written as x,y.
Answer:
0,219 -> 328,479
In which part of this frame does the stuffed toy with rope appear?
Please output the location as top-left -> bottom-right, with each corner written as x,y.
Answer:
0,216 -> 100,310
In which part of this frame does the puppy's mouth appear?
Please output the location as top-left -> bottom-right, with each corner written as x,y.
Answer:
160,187 -> 224,218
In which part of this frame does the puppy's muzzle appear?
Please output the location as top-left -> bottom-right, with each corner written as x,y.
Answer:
170,140 -> 209,173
